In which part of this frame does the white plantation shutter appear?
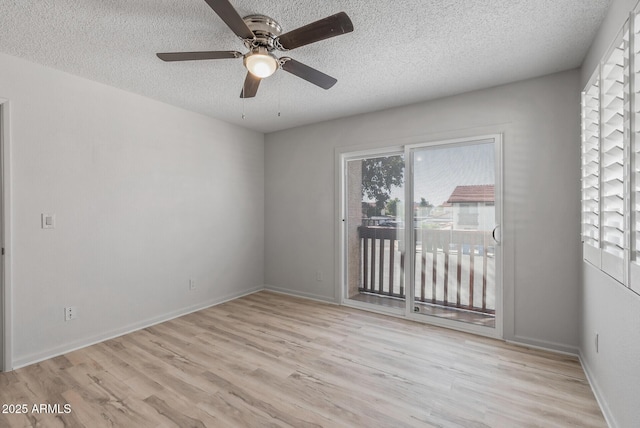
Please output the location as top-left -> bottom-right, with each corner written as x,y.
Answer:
630,12 -> 640,294
582,75 -> 600,265
581,12 -> 640,296
600,33 -> 627,282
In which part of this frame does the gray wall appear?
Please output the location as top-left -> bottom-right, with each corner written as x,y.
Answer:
580,1 -> 640,427
265,69 -> 582,352
0,53 -> 265,368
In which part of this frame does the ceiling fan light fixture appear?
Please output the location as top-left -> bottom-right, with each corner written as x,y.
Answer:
157,1 -> 354,98
244,47 -> 278,78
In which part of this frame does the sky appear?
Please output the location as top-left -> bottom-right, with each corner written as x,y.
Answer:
413,141 -> 495,205
385,140 -> 496,206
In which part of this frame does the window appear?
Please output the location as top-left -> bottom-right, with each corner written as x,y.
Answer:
458,203 -> 479,226
581,13 -> 640,296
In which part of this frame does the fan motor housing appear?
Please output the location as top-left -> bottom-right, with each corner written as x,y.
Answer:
243,15 -> 282,50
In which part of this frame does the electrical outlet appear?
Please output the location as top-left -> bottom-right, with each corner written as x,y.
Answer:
189,278 -> 196,291
41,213 -> 55,229
64,306 -> 77,321
315,270 -> 323,282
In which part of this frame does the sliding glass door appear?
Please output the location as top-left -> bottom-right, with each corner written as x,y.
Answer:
341,135 -> 502,335
343,151 -> 406,314
406,137 -> 501,333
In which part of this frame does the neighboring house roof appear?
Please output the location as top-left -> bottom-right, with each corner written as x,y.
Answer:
446,185 -> 495,203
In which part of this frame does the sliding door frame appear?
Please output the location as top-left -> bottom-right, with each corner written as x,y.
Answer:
403,134 -> 504,339
336,144 -> 405,316
0,99 -> 12,371
335,132 -> 504,340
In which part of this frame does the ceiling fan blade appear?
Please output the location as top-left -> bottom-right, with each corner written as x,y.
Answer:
281,58 -> 337,90
276,12 -> 353,51
203,0 -> 255,40
156,51 -> 242,62
240,72 -> 261,98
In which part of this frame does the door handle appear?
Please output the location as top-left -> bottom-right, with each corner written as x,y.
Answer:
492,225 -> 501,244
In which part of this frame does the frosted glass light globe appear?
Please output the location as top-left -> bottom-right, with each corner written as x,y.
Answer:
245,52 -> 278,78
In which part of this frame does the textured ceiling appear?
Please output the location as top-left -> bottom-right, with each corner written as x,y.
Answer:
0,0 -> 611,133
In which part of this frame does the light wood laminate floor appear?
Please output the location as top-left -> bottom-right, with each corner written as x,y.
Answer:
0,291 -> 606,427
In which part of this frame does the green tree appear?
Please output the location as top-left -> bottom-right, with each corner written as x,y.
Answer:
419,197 -> 431,208
386,198 -> 401,217
362,156 -> 404,216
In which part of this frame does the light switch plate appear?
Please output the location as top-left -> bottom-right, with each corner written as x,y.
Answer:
41,213 -> 55,229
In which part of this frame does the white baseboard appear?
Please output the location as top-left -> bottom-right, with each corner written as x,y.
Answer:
579,352 -> 615,428
263,284 -> 338,305
12,286 -> 264,370
507,334 -> 580,356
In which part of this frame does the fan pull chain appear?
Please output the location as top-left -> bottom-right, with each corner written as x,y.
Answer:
242,96 -> 245,120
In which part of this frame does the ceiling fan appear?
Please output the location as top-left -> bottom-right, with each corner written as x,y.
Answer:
157,0 -> 354,98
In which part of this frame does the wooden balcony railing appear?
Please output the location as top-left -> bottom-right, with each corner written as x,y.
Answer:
358,226 -> 495,315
